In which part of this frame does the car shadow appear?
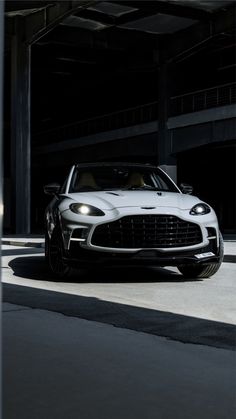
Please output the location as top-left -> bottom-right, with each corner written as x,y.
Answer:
7,255 -> 202,283
3,282 -> 236,351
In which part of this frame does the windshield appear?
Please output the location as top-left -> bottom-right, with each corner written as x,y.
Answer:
69,166 -> 179,193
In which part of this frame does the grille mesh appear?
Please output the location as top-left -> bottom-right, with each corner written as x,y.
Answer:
92,215 -> 202,248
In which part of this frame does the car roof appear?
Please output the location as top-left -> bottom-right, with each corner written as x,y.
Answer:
75,162 -> 159,169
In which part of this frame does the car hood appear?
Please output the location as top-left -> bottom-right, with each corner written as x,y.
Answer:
66,190 -> 202,211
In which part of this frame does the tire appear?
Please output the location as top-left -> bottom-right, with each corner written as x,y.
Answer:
46,225 -> 71,278
178,232 -> 224,279
45,231 -> 49,262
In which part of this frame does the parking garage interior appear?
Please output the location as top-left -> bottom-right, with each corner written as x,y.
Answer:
3,0 -> 236,234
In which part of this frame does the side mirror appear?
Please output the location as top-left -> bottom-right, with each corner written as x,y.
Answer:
44,183 -> 61,195
180,183 -> 193,195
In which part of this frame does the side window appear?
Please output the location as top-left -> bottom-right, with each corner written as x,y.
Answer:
143,173 -> 155,187
153,171 -> 177,191
155,176 -> 169,190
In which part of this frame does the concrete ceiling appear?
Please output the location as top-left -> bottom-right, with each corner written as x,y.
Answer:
4,1 -> 236,130
152,0 -> 234,12
5,1 -> 236,36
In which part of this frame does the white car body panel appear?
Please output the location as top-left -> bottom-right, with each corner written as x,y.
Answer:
65,190 -> 203,211
45,163 -> 222,275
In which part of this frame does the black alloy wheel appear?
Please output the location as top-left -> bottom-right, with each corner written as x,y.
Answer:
46,226 -> 71,278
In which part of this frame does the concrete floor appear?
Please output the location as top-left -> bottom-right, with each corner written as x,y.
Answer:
2,240 -> 236,418
3,302 -> 236,419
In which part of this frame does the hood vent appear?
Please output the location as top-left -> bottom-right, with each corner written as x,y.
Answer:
105,192 -> 120,196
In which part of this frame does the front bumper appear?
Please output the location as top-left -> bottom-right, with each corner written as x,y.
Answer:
64,236 -> 220,268
59,206 -> 220,267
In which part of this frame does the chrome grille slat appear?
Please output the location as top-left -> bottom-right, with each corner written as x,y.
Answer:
92,215 -> 202,248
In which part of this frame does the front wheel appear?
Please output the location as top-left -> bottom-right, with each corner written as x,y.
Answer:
178,233 -> 224,279
45,226 -> 71,278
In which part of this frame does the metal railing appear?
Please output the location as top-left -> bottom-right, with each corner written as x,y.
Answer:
34,82 -> 236,145
35,101 -> 158,145
170,82 -> 236,116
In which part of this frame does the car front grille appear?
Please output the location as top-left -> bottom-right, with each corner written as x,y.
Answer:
91,215 -> 202,248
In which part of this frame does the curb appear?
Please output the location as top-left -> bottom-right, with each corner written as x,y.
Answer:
2,240 -> 45,248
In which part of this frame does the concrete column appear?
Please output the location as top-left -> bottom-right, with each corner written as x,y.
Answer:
158,62 -> 177,182
0,1 -> 4,233
0,2 -> 5,407
11,17 -> 31,233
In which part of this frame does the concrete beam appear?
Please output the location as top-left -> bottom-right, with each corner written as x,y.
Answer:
24,0 -> 98,44
33,121 -> 159,155
170,118 -> 236,154
166,4 -> 236,62
114,0 -> 211,22
168,104 -> 236,129
5,1 -> 98,45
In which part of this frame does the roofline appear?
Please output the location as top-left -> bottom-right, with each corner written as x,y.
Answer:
75,162 -> 159,169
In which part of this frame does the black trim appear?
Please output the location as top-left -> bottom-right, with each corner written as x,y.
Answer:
65,238 -> 220,268
76,162 -> 158,170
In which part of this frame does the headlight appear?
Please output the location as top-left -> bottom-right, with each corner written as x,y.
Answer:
190,203 -> 211,215
70,203 -> 105,216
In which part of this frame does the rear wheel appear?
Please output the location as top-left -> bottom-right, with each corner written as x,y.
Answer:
178,233 -> 224,279
46,226 -> 71,278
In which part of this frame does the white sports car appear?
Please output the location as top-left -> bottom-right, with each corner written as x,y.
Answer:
44,162 -> 223,278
